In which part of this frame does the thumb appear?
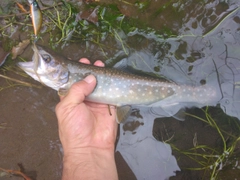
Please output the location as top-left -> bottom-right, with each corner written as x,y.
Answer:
59,75 -> 96,105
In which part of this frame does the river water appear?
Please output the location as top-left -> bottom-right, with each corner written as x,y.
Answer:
0,0 -> 240,179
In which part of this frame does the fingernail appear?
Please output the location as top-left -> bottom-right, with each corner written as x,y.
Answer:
84,75 -> 95,84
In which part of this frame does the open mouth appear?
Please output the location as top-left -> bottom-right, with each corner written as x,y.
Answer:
17,61 -> 35,74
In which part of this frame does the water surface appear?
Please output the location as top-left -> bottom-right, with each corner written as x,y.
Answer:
0,0 -> 240,179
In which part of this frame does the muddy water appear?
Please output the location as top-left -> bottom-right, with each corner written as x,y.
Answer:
0,0 -> 240,179
0,70 -> 62,179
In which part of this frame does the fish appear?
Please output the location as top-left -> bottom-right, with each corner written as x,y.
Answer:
17,45 -> 219,123
28,0 -> 42,37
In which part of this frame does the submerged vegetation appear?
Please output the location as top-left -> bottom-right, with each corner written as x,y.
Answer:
0,0 -> 240,179
0,0 -> 176,89
167,108 -> 240,179
153,106 -> 240,179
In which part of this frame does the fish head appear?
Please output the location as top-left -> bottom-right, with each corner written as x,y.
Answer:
18,45 -> 69,90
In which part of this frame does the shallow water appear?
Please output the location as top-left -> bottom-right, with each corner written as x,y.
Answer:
0,0 -> 240,179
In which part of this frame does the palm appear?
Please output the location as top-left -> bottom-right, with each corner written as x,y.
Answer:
56,59 -> 117,152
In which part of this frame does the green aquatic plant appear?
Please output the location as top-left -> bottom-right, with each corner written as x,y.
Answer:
0,16 -> 19,37
43,1 -> 78,45
170,107 -> 240,179
41,1 -> 177,53
42,2 -> 130,56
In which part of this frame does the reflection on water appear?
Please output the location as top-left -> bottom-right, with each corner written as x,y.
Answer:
114,1 -> 240,179
114,5 -> 240,121
0,0 -> 240,179
117,107 -> 180,179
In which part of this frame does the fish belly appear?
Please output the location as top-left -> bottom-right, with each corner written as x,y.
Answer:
85,74 -> 175,106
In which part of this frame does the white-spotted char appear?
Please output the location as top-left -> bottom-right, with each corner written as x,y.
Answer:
18,45 -> 218,122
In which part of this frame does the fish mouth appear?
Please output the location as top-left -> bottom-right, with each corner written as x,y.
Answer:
18,61 -> 35,74
17,44 -> 40,74
17,60 -> 40,83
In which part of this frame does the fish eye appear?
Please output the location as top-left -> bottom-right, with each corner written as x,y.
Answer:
42,54 -> 51,63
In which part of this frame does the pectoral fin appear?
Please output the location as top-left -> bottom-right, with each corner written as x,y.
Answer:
116,105 -> 132,123
58,88 -> 69,96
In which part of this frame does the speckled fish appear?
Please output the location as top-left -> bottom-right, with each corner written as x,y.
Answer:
18,45 -> 218,122
28,0 -> 42,36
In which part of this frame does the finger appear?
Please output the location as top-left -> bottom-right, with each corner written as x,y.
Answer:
79,58 -> 90,64
94,60 -> 105,67
58,75 -> 96,106
59,95 -> 64,101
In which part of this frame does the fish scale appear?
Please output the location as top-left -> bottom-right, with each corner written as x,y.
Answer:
59,60 -> 176,106
85,72 -> 175,106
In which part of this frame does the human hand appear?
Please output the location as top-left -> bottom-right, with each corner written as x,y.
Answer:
55,58 -> 118,179
55,58 -> 117,154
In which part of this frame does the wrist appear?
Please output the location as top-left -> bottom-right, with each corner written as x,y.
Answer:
62,147 -> 118,180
